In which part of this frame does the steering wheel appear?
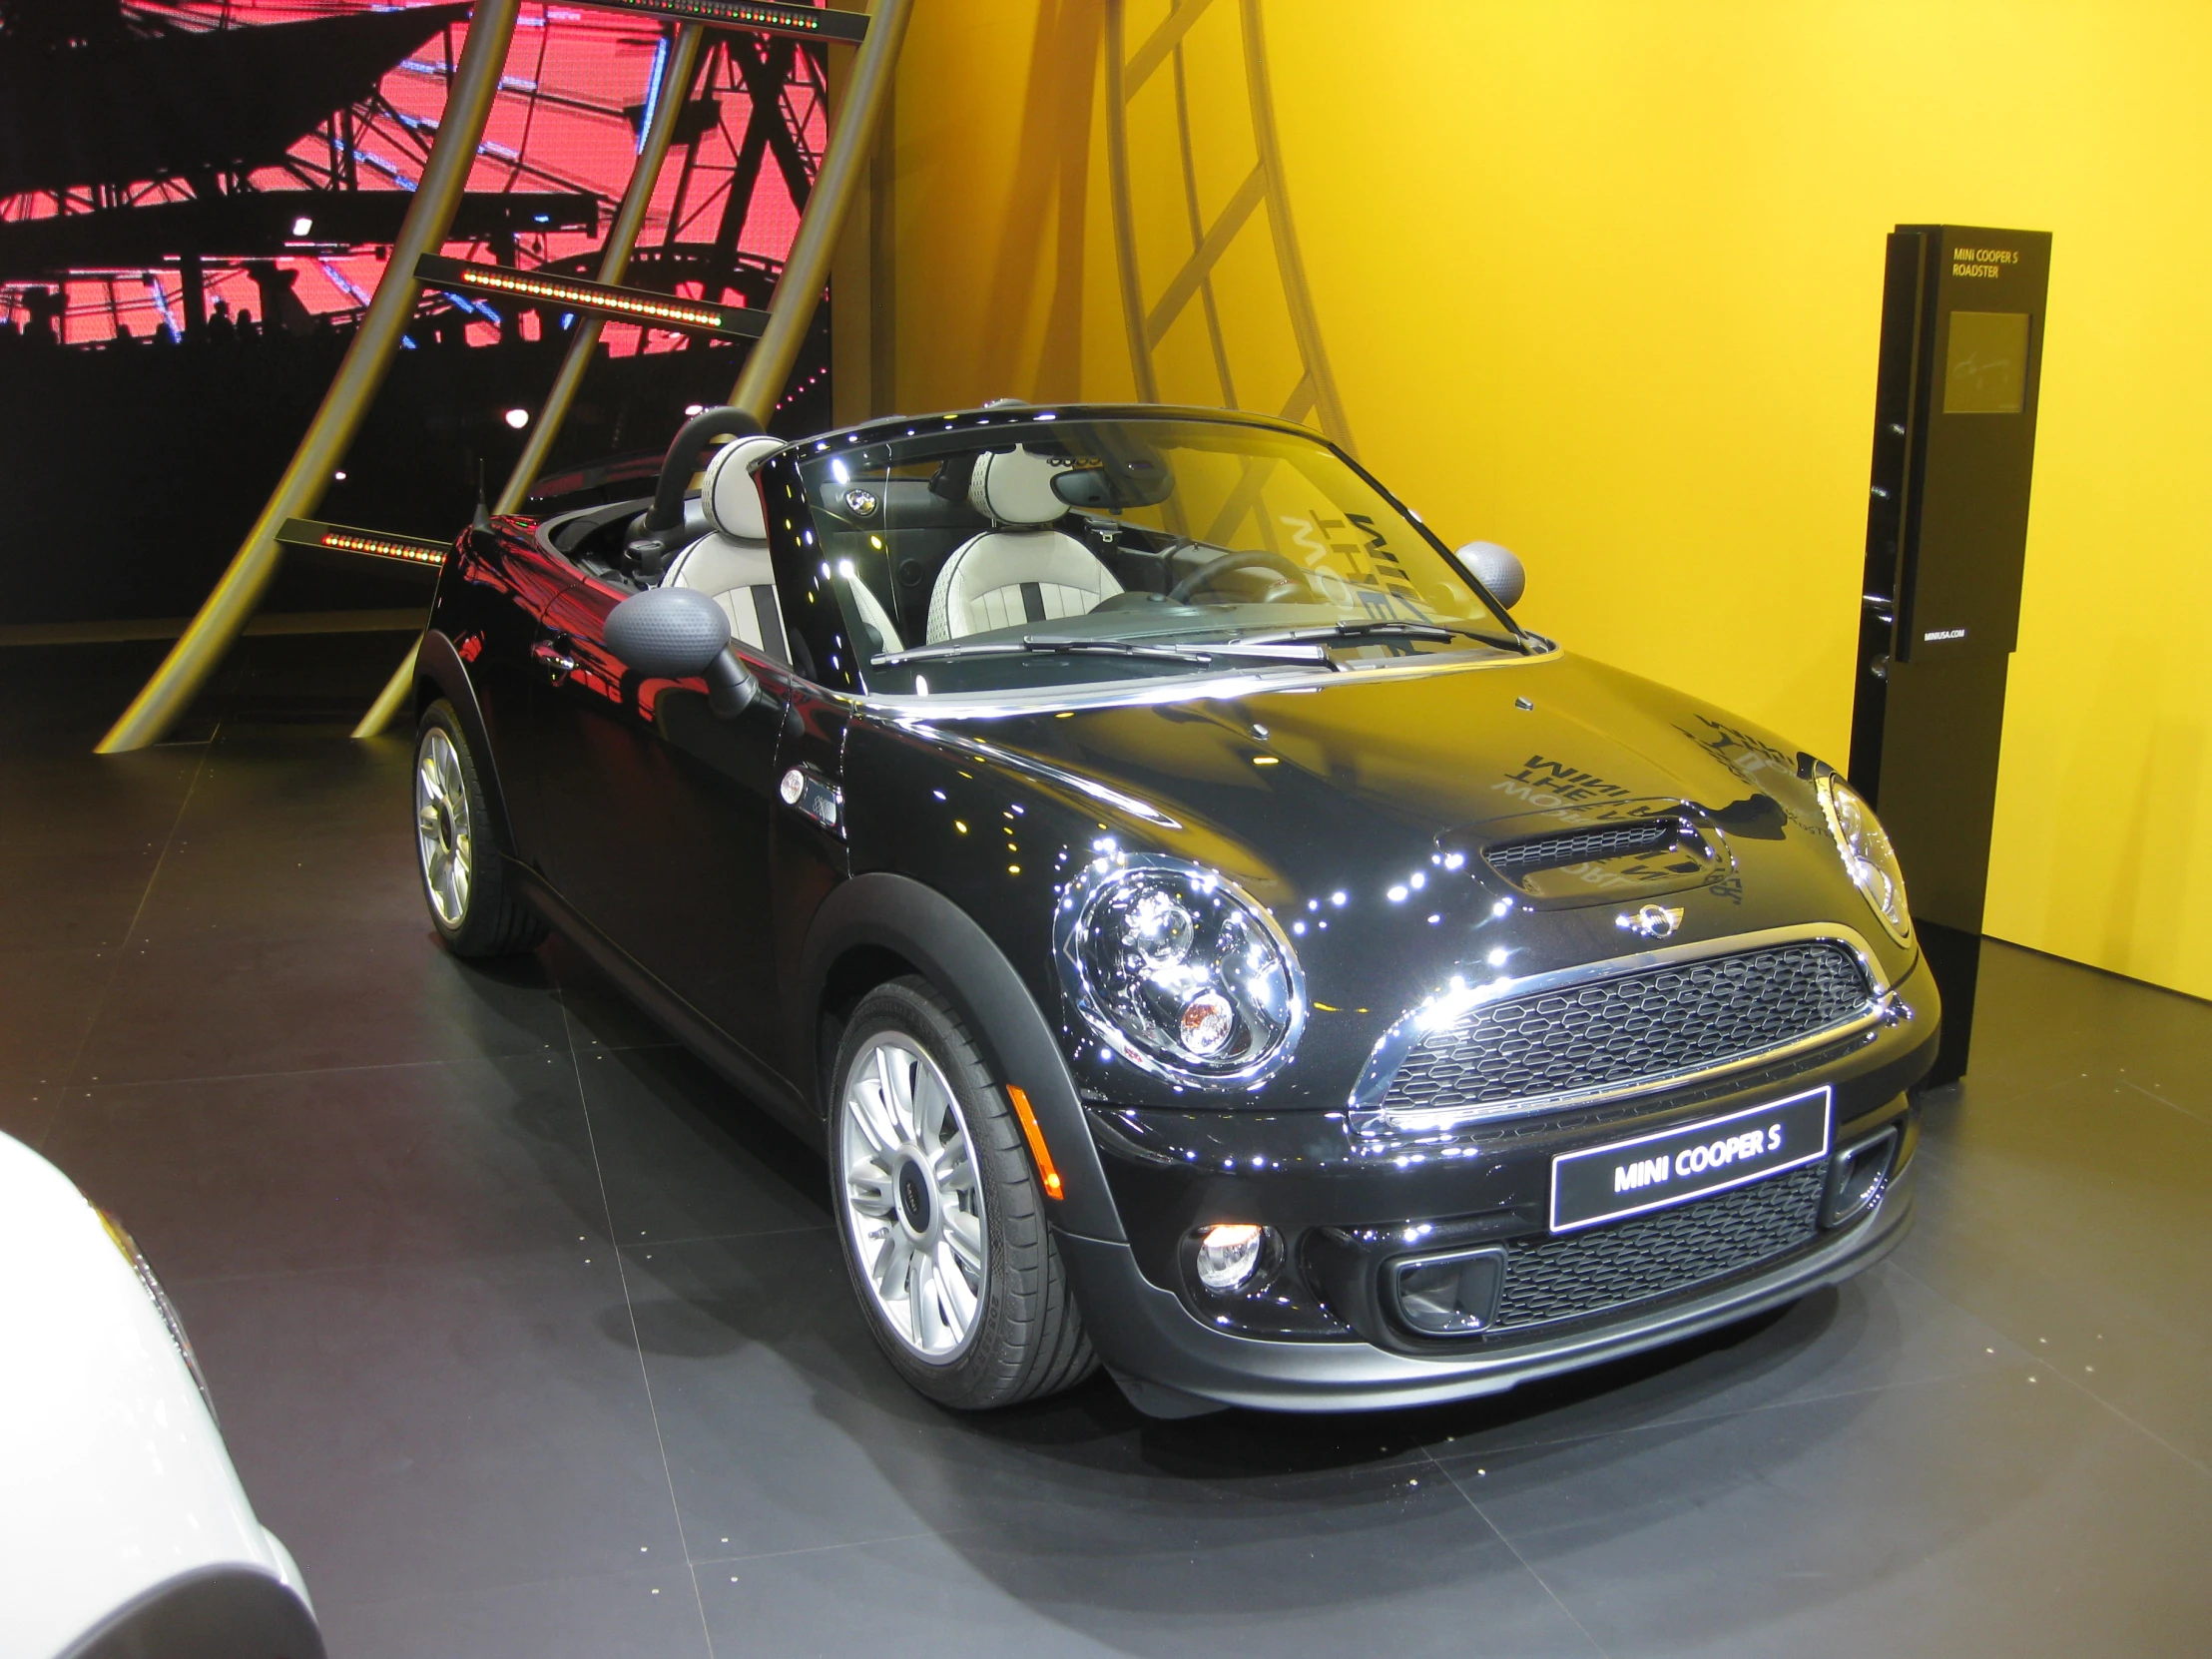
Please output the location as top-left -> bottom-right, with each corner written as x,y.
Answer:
1167,548 -> 1315,606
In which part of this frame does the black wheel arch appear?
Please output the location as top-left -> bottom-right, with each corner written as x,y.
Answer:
797,872 -> 1126,1244
412,628 -> 518,856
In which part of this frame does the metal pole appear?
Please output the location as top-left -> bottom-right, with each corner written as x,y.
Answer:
495,22 -> 706,517
728,0 -> 912,423
351,20 -> 708,741
98,0 -> 525,754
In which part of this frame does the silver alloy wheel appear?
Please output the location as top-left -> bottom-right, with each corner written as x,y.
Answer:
839,1033 -> 988,1362
414,726 -> 472,929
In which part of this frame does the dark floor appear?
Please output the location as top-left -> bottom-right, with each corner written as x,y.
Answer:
6,637 -> 2210,1659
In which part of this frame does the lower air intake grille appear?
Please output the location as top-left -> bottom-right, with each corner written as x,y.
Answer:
1380,940 -> 1872,1121
1484,819 -> 1678,876
1495,1164 -> 1825,1329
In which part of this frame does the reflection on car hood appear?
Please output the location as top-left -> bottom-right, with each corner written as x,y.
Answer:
927,650 -> 1817,861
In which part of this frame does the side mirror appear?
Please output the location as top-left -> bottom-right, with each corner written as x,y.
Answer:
605,587 -> 757,717
1454,541 -> 1525,610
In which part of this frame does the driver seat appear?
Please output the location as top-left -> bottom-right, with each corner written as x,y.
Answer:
925,446 -> 1121,642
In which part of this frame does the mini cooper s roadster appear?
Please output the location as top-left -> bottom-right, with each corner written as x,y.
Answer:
406,402 -> 1937,1416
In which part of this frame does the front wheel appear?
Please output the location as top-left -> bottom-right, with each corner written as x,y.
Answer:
830,978 -> 1096,1409
413,700 -> 545,958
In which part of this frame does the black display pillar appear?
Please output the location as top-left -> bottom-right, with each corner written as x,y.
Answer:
1850,225 -> 2050,1086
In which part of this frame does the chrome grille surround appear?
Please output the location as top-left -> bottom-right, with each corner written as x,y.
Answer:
1350,924 -> 1894,1134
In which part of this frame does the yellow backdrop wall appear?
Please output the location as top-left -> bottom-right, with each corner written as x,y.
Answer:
863,0 -> 2212,1001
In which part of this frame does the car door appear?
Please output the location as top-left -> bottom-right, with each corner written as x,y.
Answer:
524,569 -> 791,1070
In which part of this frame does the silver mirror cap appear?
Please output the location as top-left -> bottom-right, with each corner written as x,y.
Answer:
1455,541 -> 1525,610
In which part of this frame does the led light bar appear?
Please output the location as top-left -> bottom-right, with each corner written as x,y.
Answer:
277,518 -> 449,572
413,255 -> 770,339
579,0 -> 867,43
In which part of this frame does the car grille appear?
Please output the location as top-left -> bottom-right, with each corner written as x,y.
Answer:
1378,940 -> 1872,1122
1484,819 -> 1679,876
1494,1164 -> 1826,1330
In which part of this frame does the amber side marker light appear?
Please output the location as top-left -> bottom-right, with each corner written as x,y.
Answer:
1005,1086 -> 1064,1200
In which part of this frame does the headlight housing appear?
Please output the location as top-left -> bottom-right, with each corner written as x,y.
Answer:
1055,855 -> 1305,1087
1816,775 -> 1913,944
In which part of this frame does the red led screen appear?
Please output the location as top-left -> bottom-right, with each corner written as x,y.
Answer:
0,0 -> 828,350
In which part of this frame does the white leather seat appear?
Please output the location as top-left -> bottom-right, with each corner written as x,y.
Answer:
926,446 -> 1121,642
662,435 -> 788,660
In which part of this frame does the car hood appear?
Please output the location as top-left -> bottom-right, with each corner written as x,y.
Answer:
861,648 -> 1911,1109
929,649 -> 1821,872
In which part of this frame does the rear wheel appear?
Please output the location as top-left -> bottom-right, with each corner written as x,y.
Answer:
413,700 -> 544,958
830,978 -> 1096,1409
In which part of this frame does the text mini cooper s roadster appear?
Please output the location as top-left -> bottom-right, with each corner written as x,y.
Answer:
406,403 -> 1937,1416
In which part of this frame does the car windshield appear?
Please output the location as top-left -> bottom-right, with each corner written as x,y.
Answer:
792,414 -> 1528,700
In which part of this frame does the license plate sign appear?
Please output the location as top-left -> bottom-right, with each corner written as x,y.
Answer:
1549,1087 -> 1832,1234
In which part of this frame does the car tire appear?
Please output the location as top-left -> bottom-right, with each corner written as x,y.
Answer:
412,700 -> 545,959
830,977 -> 1098,1410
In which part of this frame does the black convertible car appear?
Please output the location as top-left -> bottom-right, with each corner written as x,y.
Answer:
407,402 -> 1937,1416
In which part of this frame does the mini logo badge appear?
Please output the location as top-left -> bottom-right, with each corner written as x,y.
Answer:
1617,903 -> 1684,939
842,487 -> 879,517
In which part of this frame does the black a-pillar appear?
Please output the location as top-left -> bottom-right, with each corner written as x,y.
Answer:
1850,226 -> 2050,1086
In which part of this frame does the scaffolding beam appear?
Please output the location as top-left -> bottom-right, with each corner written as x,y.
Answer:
97,0 -> 525,754
350,20 -> 710,742
728,0 -> 911,421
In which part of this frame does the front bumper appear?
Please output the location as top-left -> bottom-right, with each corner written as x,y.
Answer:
1055,952 -> 1938,1412
1059,1160 -> 1916,1412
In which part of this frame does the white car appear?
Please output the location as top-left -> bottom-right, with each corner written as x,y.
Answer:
0,1131 -> 320,1659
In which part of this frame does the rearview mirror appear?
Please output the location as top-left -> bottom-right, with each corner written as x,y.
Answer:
605,588 -> 757,717
1454,541 -> 1525,610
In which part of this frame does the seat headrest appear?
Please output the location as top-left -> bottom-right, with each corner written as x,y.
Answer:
701,435 -> 784,541
967,446 -> 1069,529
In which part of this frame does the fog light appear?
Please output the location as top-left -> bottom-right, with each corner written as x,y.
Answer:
1391,1248 -> 1506,1336
1195,1223 -> 1269,1291
1822,1127 -> 1900,1228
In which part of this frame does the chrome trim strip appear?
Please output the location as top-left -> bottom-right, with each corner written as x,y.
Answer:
853,636 -> 1562,722
1349,923 -> 1893,1134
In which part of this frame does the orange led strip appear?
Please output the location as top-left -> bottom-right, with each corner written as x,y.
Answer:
452,268 -> 725,329
276,518 -> 448,571
589,0 -> 868,41
414,255 -> 766,338
320,531 -> 445,568
1005,1086 -> 1065,1201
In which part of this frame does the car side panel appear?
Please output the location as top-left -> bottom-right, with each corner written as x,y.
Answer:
795,872 -> 1128,1245
528,571 -> 792,1070
427,522 -> 580,862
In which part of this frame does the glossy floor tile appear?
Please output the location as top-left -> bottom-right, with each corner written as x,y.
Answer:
5,639 -> 2208,1657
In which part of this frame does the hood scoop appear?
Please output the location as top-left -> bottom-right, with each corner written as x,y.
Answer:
1443,799 -> 1733,905
1484,818 -> 1681,877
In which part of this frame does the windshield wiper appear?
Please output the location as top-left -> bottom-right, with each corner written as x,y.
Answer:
1234,617 -> 1525,653
871,634 -> 1335,669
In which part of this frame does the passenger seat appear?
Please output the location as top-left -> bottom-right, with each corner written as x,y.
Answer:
661,436 -> 789,661
926,447 -> 1122,641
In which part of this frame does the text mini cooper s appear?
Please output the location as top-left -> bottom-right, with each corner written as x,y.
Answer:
405,403 -> 1936,1416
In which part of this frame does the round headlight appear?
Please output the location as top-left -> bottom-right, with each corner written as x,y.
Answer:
1816,775 -> 1913,944
1058,858 -> 1305,1085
